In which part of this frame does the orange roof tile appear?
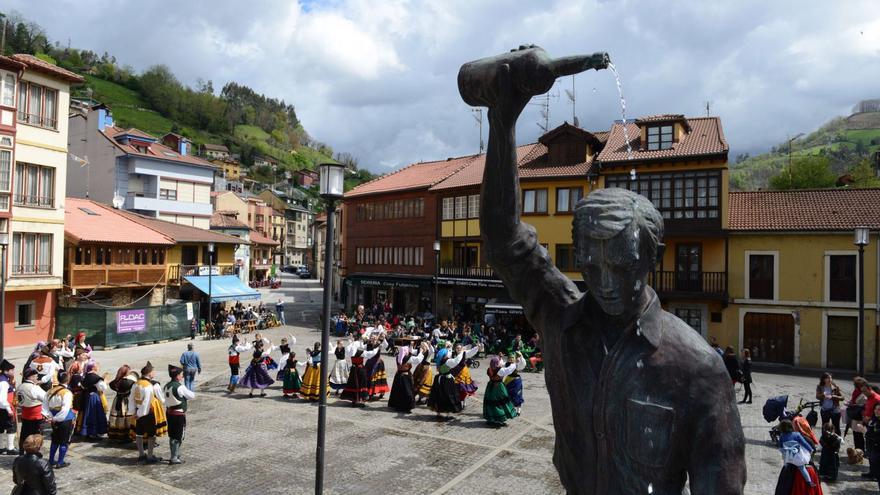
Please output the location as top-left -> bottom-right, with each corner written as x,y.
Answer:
65,198 -> 173,245
11,54 -> 84,83
249,230 -> 279,246
597,116 -> 727,164
113,209 -> 245,244
102,126 -> 216,169
345,155 -> 479,198
729,188 -> 880,231
211,211 -> 249,229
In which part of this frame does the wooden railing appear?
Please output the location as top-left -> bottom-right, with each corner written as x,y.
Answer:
168,264 -> 236,282
66,265 -> 166,289
648,271 -> 726,297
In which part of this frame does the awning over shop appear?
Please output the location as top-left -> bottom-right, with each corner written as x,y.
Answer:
484,299 -> 524,315
184,275 -> 261,302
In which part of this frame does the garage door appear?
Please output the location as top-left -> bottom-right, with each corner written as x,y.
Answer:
744,312 -> 795,365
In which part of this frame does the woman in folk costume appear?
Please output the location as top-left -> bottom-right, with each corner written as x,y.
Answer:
412,342 -> 434,405
365,333 -> 390,400
502,352 -> 528,414
129,361 -> 168,464
239,338 -> 276,398
451,343 -> 481,406
274,334 -> 296,381
341,341 -> 374,407
108,365 -> 138,442
483,356 -> 520,427
253,333 -> 279,372
300,343 -> 328,401
427,346 -> 467,421
281,352 -> 306,398
329,340 -> 351,394
76,361 -> 109,439
388,344 -> 426,413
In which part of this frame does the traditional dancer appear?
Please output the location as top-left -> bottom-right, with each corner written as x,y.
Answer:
412,342 -> 434,405
129,362 -> 168,464
227,335 -> 252,393
16,368 -> 45,453
365,334 -> 389,400
451,343 -> 480,406
164,365 -> 195,465
275,334 -> 296,381
108,365 -> 138,442
427,347 -> 466,421
239,339 -> 275,397
77,362 -> 109,439
483,356 -> 520,427
329,340 -> 350,394
281,352 -> 305,398
340,341 -> 373,407
503,352 -> 527,414
29,345 -> 61,391
0,359 -> 17,455
43,371 -> 75,468
300,343 -> 327,402
388,345 -> 426,413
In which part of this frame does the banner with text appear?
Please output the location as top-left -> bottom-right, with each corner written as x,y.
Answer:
117,309 -> 147,334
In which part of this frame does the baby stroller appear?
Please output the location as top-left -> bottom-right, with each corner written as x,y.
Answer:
764,395 -> 820,444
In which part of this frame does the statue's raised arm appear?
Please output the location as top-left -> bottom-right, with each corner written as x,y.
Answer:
458,46 -> 608,330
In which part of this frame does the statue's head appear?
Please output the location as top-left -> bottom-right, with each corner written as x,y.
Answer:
573,188 -> 664,316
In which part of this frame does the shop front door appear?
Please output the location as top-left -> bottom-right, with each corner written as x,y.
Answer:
744,312 -> 795,365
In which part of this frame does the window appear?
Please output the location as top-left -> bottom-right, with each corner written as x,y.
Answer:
606,170 -> 720,220
468,194 -> 480,218
11,233 -> 52,275
829,254 -> 857,302
16,82 -> 60,129
673,307 -> 703,335
748,254 -> 775,300
159,188 -> 177,200
647,125 -> 673,150
523,189 -> 548,214
454,196 -> 467,219
13,162 -> 54,207
15,301 -> 34,328
0,149 -> 10,192
555,244 -> 577,271
556,187 -> 583,213
1,73 -> 14,107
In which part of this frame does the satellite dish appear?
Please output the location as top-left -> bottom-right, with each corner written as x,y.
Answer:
112,192 -> 124,209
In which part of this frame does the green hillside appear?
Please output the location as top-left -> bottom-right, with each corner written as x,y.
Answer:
731,115 -> 880,190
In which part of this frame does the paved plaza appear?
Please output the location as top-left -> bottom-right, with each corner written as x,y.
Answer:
0,277 -> 877,494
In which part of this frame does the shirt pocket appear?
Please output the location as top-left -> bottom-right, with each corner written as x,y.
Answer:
626,398 -> 676,468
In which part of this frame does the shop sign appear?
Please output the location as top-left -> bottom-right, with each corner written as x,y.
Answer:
438,277 -> 505,289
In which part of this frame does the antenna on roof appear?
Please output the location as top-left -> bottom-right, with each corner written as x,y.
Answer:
530,84 -> 559,134
472,108 -> 484,153
565,75 -> 576,127
705,101 -> 710,117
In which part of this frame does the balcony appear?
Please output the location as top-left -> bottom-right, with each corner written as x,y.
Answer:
126,192 -> 212,216
66,264 -> 165,289
13,194 -> 53,208
647,271 -> 727,300
168,264 -> 236,284
17,112 -> 57,130
439,266 -> 497,279
11,264 -> 52,276
438,265 -> 504,289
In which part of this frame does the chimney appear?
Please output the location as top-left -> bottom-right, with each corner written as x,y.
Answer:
179,139 -> 188,156
97,108 -> 107,131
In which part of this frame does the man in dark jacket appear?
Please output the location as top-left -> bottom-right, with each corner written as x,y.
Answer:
12,433 -> 56,495
465,45 -> 746,493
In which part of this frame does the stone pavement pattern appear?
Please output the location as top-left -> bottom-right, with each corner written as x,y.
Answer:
0,278 -> 874,494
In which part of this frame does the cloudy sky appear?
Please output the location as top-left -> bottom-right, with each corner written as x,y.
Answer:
9,1 -> 880,172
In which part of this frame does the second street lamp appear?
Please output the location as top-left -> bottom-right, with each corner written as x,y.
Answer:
207,242 -> 215,336
315,162 -> 344,495
854,227 -> 870,376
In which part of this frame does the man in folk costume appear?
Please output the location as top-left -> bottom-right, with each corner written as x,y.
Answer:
227,335 -> 252,393
17,368 -> 47,452
0,359 -> 19,455
164,365 -> 195,465
43,371 -> 76,468
128,361 -> 167,463
30,345 -> 61,391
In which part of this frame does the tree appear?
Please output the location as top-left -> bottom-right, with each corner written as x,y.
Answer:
848,158 -> 880,188
768,156 -> 836,190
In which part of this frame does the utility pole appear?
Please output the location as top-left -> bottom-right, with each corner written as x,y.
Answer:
705,101 -> 710,117
565,75 -> 576,125
0,14 -> 6,55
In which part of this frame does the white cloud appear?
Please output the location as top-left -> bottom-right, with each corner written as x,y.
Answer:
8,0 -> 880,173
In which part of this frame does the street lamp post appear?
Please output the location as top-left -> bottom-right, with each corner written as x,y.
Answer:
855,227 -> 870,376
433,241 -> 441,319
315,162 -> 344,495
207,242 -> 215,336
0,233 -> 7,358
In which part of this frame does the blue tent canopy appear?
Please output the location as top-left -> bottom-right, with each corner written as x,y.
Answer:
184,275 -> 261,302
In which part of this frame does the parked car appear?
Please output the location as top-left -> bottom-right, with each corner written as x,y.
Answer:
298,268 -> 312,279
282,265 -> 298,274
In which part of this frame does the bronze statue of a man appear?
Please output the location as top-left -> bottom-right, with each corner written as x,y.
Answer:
459,46 -> 746,494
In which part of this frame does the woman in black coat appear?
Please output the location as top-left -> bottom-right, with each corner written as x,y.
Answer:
12,434 -> 57,495
739,348 -> 753,404
722,346 -> 742,385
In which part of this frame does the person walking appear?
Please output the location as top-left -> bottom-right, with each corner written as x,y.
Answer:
275,299 -> 286,326
739,349 -> 753,404
722,346 -> 742,385
179,343 -> 202,391
12,434 -> 56,495
816,372 -> 844,435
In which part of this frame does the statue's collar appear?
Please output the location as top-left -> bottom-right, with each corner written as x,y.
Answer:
565,287 -> 664,348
